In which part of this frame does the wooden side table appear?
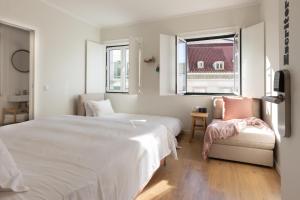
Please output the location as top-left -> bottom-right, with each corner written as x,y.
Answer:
190,112 -> 209,142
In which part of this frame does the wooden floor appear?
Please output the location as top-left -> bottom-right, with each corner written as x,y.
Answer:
137,134 -> 281,200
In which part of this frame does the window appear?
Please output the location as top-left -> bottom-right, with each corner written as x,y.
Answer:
213,61 -> 225,70
106,45 -> 129,93
176,33 -> 240,95
197,61 -> 204,69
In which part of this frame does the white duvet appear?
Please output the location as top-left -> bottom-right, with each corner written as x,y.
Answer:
0,115 -> 177,200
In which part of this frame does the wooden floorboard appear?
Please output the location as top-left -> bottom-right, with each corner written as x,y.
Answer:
136,134 -> 281,200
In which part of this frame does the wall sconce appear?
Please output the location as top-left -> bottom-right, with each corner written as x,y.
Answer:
144,56 -> 158,72
144,56 -> 155,63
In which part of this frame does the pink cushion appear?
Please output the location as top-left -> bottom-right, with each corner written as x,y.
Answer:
222,97 -> 253,120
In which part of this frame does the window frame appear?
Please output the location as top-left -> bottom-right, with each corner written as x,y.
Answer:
106,45 -> 129,94
181,33 -> 241,96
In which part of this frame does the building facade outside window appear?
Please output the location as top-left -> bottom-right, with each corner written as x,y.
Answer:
183,34 -> 240,94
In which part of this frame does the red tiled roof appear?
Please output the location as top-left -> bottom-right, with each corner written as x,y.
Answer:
187,43 -> 234,73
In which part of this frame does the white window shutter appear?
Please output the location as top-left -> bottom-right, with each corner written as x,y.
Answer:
242,22 -> 265,98
176,37 -> 187,95
129,37 -> 143,95
159,34 -> 176,95
86,40 -> 106,93
233,31 -> 241,95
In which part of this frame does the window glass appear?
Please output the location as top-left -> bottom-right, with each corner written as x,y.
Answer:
106,46 -> 129,92
125,48 -> 129,90
109,49 -> 121,91
186,35 -> 238,94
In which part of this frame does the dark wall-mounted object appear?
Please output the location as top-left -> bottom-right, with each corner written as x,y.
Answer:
11,49 -> 30,73
156,65 -> 160,72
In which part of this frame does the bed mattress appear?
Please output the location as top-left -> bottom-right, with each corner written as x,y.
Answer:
0,115 -> 177,200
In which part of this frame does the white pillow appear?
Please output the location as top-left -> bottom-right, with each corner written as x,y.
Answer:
0,139 -> 29,192
88,100 -> 114,116
84,101 -> 94,116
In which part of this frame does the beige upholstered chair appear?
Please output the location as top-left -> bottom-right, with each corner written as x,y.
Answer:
208,97 -> 275,167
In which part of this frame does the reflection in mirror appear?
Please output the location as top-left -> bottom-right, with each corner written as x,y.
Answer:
11,49 -> 30,73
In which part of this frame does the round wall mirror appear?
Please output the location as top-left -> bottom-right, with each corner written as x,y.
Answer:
11,49 -> 30,73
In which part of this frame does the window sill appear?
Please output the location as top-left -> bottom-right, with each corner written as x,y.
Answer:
106,92 -> 129,94
184,93 -> 238,96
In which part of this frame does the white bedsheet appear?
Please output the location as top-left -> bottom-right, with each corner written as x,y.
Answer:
96,113 -> 183,137
0,115 -> 177,200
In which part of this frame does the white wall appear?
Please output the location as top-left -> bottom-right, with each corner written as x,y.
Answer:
101,4 -> 261,131
0,23 -> 30,122
279,0 -> 300,199
260,0 -> 281,173
0,0 -> 100,117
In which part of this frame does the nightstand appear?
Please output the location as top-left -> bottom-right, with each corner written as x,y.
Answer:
190,112 -> 208,142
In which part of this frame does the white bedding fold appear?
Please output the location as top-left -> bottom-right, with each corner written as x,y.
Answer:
0,115 -> 177,200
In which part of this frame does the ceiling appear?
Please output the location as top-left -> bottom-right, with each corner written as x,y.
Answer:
40,0 -> 260,28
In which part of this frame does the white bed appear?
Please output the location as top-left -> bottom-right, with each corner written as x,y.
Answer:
0,115 -> 177,200
77,94 -> 183,138
97,113 -> 182,137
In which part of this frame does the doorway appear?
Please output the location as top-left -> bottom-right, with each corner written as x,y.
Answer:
0,21 -> 35,125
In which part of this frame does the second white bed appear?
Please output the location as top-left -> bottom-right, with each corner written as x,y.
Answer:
95,113 -> 183,137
